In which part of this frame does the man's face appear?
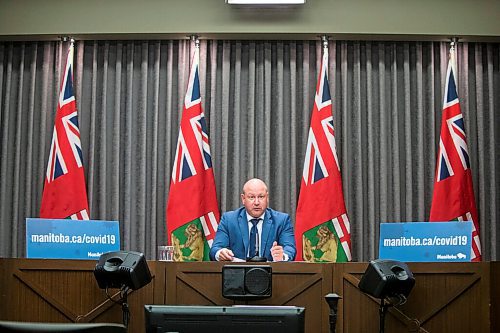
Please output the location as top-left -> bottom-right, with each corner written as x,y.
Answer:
241,181 -> 268,218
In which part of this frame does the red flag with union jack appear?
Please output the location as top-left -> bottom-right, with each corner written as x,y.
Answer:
430,45 -> 481,261
40,43 -> 90,220
294,45 -> 352,262
166,44 -> 220,261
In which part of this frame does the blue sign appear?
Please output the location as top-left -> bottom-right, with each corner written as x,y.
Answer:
26,218 -> 120,260
379,222 -> 472,262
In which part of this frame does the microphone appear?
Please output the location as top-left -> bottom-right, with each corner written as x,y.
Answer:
255,229 -> 259,257
247,229 -> 267,262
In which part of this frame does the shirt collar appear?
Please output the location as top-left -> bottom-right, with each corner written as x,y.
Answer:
246,212 -> 265,222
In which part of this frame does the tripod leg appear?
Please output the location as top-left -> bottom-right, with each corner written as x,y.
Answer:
379,299 -> 388,333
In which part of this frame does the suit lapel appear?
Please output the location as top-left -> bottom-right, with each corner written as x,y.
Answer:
238,209 -> 249,256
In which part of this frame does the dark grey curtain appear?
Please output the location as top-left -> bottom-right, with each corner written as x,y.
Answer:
0,40 -> 498,261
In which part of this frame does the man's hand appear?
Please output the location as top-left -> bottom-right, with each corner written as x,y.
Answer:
270,241 -> 285,262
218,248 -> 234,261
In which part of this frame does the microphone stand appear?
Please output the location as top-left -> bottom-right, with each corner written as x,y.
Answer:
247,231 -> 267,262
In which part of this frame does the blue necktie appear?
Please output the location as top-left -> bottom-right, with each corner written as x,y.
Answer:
248,218 -> 259,258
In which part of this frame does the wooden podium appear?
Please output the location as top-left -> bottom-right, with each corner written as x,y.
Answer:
0,258 -> 498,333
164,261 -> 332,333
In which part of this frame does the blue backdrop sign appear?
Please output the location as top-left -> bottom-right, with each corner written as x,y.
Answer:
379,221 -> 472,262
26,218 -> 120,260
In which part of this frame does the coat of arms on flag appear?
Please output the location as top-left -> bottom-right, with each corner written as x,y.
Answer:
166,41 -> 220,261
295,40 -> 352,262
40,42 -> 90,220
430,43 -> 481,261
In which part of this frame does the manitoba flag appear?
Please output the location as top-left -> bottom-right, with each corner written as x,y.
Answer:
40,43 -> 90,220
294,45 -> 352,262
430,45 -> 481,261
166,44 -> 220,261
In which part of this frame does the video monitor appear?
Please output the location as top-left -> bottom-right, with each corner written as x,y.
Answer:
144,305 -> 305,333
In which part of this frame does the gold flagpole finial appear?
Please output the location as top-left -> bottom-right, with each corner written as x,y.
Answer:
321,35 -> 329,50
60,36 -> 75,46
190,35 -> 200,48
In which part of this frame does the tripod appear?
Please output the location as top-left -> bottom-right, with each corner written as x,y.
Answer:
106,285 -> 131,328
378,294 -> 407,333
378,298 -> 390,333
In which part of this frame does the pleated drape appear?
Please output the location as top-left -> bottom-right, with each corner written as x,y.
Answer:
0,40 -> 498,261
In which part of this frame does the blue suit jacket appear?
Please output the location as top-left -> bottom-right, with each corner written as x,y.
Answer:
209,207 -> 296,261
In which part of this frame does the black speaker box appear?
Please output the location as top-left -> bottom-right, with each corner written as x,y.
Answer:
222,265 -> 272,300
358,259 -> 415,299
94,251 -> 152,290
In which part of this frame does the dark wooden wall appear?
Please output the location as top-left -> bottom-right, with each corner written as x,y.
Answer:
492,262 -> 500,333
0,259 -> 164,333
336,262 -> 492,332
0,259 -> 497,333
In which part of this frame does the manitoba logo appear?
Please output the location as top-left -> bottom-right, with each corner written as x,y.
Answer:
171,211 -> 218,261
302,215 -> 351,263
303,223 -> 339,262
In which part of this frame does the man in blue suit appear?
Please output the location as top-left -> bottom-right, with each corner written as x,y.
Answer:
210,178 -> 296,262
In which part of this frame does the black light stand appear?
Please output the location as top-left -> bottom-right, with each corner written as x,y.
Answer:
324,293 -> 342,333
378,294 -> 407,333
378,298 -> 389,333
104,285 -> 130,328
121,287 -> 129,329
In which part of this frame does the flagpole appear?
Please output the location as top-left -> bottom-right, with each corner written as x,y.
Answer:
190,35 -> 200,54
60,36 -> 75,47
189,35 -> 199,70
295,33 -> 352,262
41,35 -> 90,220
321,35 -> 329,82
167,33 -> 220,261
321,35 -> 329,66
321,35 -> 328,51
191,35 -> 200,49
449,37 -> 459,89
